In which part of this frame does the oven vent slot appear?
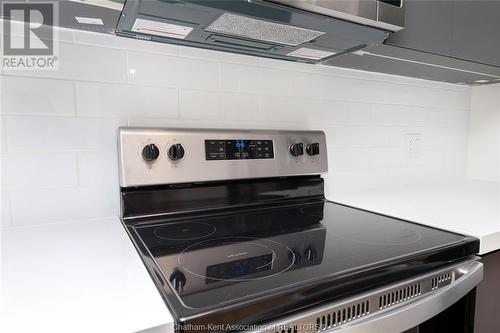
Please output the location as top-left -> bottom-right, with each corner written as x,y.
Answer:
378,283 -> 421,309
432,272 -> 452,290
253,266 -> 463,333
315,300 -> 370,331
274,325 -> 298,333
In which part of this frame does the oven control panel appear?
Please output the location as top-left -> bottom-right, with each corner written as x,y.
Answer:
205,139 -> 274,160
118,127 -> 328,187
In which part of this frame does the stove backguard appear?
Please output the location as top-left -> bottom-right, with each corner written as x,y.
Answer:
121,175 -> 325,221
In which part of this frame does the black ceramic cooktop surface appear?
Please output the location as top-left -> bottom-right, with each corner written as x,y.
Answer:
131,201 -> 478,317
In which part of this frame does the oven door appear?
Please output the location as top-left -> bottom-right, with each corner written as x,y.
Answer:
245,259 -> 483,333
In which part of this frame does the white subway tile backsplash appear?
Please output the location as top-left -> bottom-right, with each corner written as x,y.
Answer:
289,71 -> 358,100
76,82 -> 179,118
322,101 -> 373,124
328,147 -> 369,172
259,97 -> 372,125
3,41 -> 127,83
73,30 -> 178,55
78,151 -> 118,186
180,90 -> 220,120
1,116 -> 7,153
259,96 -> 319,123
218,120 -> 308,131
345,126 -> 390,148
434,108 -> 470,127
127,51 -> 218,89
314,124 -> 351,147
128,117 -> 218,129
371,104 -> 414,126
178,45 -> 262,66
1,193 -> 12,227
5,116 -> 125,151
411,107 -> 434,127
289,71 -> 471,109
219,63 -> 291,95
10,185 -> 119,226
6,20 -> 74,42
0,27 -> 473,227
2,153 -> 78,191
219,93 -> 261,121
1,76 -> 75,116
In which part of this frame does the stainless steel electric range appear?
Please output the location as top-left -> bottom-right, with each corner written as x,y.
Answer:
118,127 -> 483,333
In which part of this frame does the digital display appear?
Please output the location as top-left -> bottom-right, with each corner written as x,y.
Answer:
205,139 -> 274,160
205,253 -> 273,283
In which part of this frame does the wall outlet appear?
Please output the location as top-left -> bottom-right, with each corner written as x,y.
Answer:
406,132 -> 423,161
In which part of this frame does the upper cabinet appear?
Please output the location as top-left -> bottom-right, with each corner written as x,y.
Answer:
386,0 -> 500,67
450,0 -> 500,67
385,0 -> 454,57
326,0 -> 500,85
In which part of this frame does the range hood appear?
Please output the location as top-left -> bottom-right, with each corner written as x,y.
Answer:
116,0 -> 404,63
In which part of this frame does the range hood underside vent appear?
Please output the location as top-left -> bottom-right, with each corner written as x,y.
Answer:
116,0 -> 388,63
205,12 -> 325,47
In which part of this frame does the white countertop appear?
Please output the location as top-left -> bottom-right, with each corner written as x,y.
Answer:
1,217 -> 174,333
2,180 -> 498,333
329,180 -> 500,255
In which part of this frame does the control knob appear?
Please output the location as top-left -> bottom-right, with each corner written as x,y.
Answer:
168,143 -> 185,161
306,143 -> 320,156
289,143 -> 304,157
169,270 -> 186,293
304,247 -> 317,262
142,143 -> 160,161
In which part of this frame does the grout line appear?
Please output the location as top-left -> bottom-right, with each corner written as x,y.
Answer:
72,80 -> 78,116
3,192 -> 13,228
177,89 -> 181,120
1,72 -> 128,85
0,149 -> 117,154
75,152 -> 81,186
73,35 -> 179,56
7,192 -> 13,227
1,113 -> 183,120
125,50 -> 131,84
2,116 -> 9,153
0,75 -> 471,110
1,112 -> 464,131
217,61 -> 222,91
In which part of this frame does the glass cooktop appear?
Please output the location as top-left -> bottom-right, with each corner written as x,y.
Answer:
132,201 -> 476,311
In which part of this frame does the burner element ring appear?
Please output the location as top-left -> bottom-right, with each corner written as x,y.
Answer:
178,236 -> 296,282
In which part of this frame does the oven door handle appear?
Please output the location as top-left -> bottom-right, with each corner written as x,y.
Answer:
332,260 -> 483,333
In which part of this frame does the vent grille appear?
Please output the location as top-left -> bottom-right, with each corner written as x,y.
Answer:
432,272 -> 452,290
379,283 -> 421,309
205,13 -> 325,47
316,301 -> 369,331
250,267 -> 460,333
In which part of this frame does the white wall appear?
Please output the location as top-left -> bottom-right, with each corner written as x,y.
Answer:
467,84 -> 500,182
0,27 -> 471,228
